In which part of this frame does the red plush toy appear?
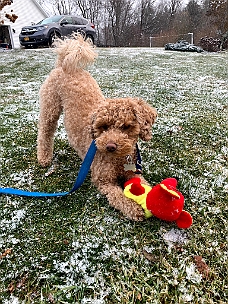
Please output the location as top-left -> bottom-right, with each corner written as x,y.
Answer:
124,177 -> 193,229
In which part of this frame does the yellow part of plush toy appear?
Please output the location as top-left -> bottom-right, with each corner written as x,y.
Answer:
124,183 -> 153,218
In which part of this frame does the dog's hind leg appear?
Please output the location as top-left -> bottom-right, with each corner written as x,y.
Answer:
37,84 -> 62,167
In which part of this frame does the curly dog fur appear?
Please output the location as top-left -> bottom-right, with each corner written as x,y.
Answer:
37,35 -> 157,221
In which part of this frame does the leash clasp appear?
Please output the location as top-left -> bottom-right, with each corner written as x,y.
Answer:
124,144 -> 142,174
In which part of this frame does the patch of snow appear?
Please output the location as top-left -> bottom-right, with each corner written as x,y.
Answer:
181,293 -> 194,302
186,263 -> 202,284
10,169 -> 34,187
1,209 -> 26,231
162,228 -> 189,251
81,298 -> 106,304
3,295 -> 24,304
143,245 -> 155,253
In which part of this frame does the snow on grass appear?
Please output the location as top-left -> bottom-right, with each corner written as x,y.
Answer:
185,264 -> 202,284
3,295 -> 23,304
161,228 -> 189,251
0,47 -> 227,303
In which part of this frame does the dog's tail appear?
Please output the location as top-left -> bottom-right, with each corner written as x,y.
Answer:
54,33 -> 97,74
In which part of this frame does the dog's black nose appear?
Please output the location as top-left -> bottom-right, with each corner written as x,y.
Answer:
106,142 -> 117,152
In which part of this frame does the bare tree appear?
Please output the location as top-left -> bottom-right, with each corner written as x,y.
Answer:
186,0 -> 203,30
152,0 -> 170,33
41,0 -> 78,15
75,0 -> 102,20
138,0 -> 156,33
75,0 -> 104,44
105,0 -> 135,46
206,0 -> 228,34
166,0 -> 182,28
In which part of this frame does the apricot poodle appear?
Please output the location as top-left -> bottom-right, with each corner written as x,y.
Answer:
37,35 -> 157,221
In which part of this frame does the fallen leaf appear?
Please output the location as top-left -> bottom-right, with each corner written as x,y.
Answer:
8,281 -> 15,293
194,256 -> 210,279
63,239 -> 69,245
0,248 -> 12,259
142,249 -> 160,262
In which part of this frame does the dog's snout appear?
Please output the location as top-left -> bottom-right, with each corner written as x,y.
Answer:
106,142 -> 117,152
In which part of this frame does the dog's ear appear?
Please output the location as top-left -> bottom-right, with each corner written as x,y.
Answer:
133,98 -> 157,141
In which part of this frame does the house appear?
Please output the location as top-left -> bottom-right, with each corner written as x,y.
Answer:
0,0 -> 48,48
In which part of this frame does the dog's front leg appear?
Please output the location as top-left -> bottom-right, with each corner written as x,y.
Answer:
99,183 -> 145,221
92,168 -> 145,221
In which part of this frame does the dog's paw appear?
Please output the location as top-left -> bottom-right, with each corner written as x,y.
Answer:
125,200 -> 145,221
37,157 -> 52,167
37,151 -> 53,167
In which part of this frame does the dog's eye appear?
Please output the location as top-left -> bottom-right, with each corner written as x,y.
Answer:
98,124 -> 109,132
122,124 -> 131,130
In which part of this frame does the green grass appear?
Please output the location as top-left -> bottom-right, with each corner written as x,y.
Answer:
0,47 -> 227,303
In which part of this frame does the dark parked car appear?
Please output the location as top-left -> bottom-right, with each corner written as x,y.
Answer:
19,15 -> 96,48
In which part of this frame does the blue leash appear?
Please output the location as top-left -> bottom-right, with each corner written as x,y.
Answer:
0,141 -> 142,198
0,140 -> 97,198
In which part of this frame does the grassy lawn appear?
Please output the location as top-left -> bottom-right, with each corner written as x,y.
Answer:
0,47 -> 227,304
